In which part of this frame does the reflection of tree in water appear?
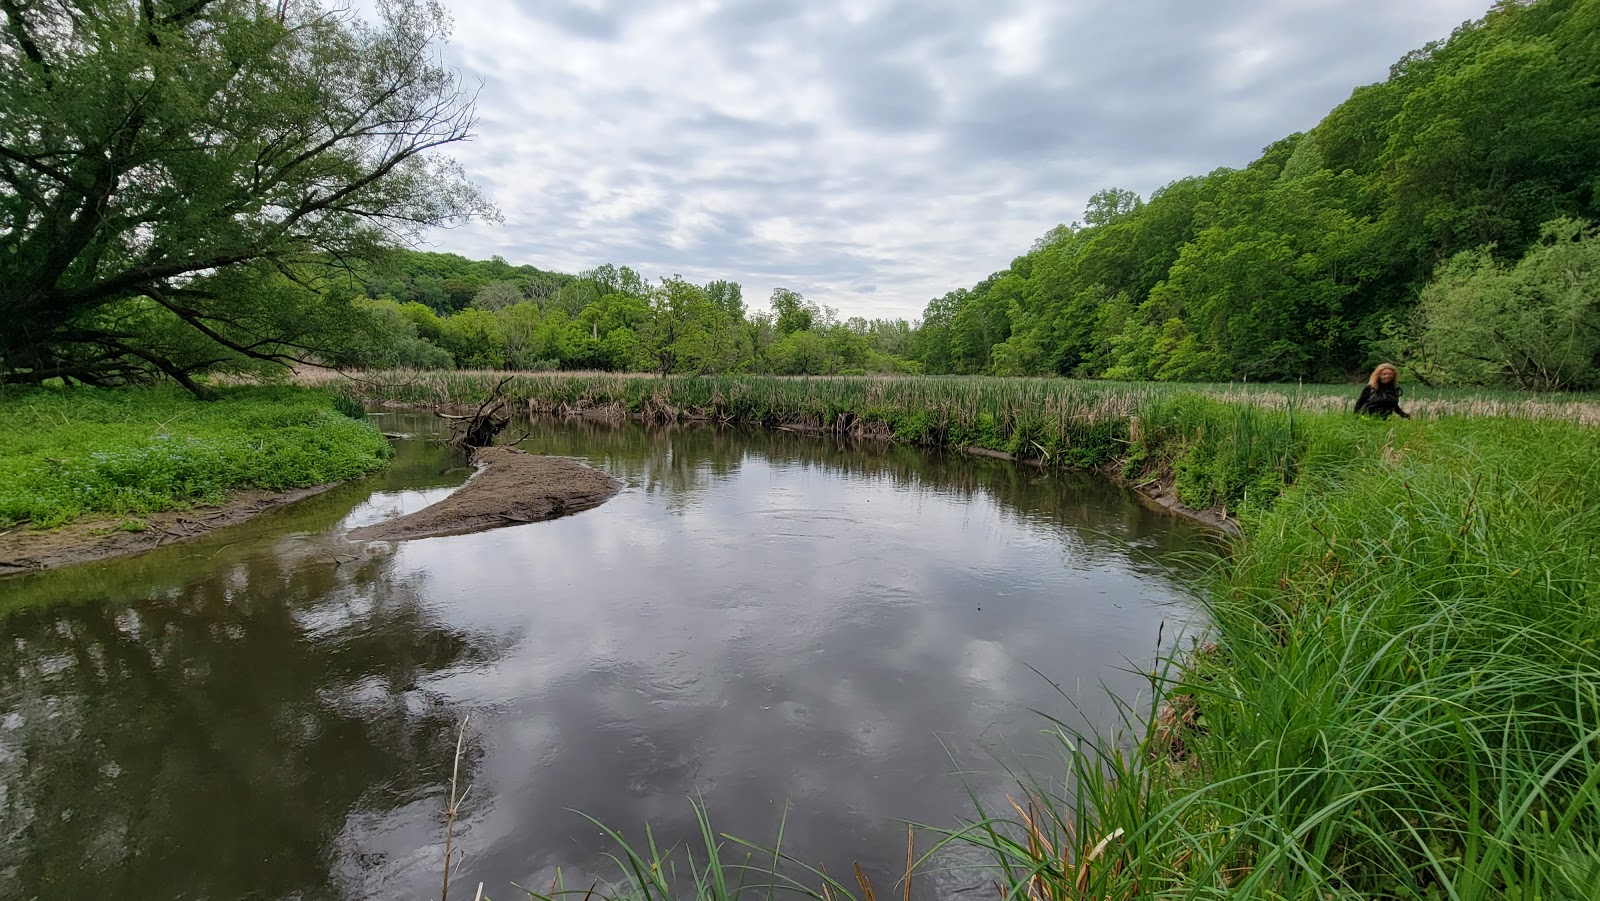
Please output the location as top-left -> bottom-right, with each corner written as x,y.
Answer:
516,415 -> 1216,575
0,547 -> 502,901
516,417 -> 748,514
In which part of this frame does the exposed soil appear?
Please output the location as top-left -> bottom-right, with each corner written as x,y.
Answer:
0,484 -> 342,576
346,446 -> 621,543
1129,480 -> 1243,538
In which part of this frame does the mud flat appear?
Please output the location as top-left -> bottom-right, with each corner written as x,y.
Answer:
347,446 -> 621,542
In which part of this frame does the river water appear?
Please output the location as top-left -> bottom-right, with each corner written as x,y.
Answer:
0,413 -> 1215,900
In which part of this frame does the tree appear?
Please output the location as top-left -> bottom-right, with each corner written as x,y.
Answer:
1413,218 -> 1600,390
642,277 -> 721,375
1,0 -> 491,392
705,280 -> 745,320
902,0 -> 1600,388
438,309 -> 505,370
345,298 -> 452,369
472,281 -> 526,311
495,303 -> 544,368
1084,188 -> 1144,227
771,288 -> 818,335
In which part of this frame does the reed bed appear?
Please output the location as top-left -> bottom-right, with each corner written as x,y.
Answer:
304,369 -> 1600,427
318,370 -> 1327,512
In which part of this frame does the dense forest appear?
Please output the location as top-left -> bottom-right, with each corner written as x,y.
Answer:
4,0 -> 1598,391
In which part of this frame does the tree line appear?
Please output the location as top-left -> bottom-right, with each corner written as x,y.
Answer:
341,251 -> 922,375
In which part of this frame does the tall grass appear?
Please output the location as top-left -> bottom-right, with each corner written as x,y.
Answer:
472,802 -> 917,901
306,370 -> 1600,426
930,417 -> 1600,899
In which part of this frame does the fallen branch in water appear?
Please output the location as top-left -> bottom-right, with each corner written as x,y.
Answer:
442,376 -> 515,450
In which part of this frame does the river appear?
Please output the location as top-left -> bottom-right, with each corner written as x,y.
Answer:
0,412 -> 1215,899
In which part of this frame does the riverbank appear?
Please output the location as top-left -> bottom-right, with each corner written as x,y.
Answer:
326,371 -> 1325,531
0,482 -> 345,573
319,372 -> 1600,897
0,386 -> 393,573
991,414 -> 1600,898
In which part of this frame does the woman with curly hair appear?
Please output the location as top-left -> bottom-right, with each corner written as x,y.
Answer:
1355,363 -> 1411,419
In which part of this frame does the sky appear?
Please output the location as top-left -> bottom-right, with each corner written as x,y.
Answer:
416,0 -> 1491,321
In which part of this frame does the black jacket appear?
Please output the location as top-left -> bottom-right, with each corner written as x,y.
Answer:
1355,384 -> 1409,418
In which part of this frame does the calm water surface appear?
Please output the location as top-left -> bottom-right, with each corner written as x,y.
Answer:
0,415 -> 1216,899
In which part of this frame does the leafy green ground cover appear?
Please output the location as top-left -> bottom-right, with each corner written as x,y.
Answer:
0,386 -> 391,529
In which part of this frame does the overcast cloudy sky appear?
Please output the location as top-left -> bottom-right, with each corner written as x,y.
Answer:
419,0 -> 1490,321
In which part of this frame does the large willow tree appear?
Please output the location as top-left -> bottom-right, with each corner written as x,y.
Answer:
0,0 -> 491,391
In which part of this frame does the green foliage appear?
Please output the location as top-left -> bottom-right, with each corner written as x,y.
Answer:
909,0 -> 1600,386
357,250 -> 576,314
339,266 -> 924,377
342,298 -> 456,370
439,308 -> 507,369
0,386 -> 392,528
359,271 -> 927,377
1,1 -> 491,391
1413,218 -> 1600,389
771,288 -> 819,336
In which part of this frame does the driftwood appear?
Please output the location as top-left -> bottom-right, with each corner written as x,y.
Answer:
440,376 -> 514,449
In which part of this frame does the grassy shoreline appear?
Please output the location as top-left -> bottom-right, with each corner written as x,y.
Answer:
323,371 -> 1369,518
940,414 -> 1600,899
320,371 -> 1600,898
0,385 -> 392,531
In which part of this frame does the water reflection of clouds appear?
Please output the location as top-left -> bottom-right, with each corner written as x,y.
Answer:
339,486 -> 459,531
0,418 -> 1212,901
366,421 -> 1207,896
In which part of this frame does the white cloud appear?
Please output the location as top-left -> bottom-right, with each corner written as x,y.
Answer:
413,0 -> 1491,320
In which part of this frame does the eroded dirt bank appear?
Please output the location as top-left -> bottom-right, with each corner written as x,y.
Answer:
0,484 -> 342,575
347,446 -> 621,542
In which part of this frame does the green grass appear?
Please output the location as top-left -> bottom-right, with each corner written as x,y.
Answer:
309,370 -> 1600,428
924,416 -> 1600,900
0,385 -> 393,529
